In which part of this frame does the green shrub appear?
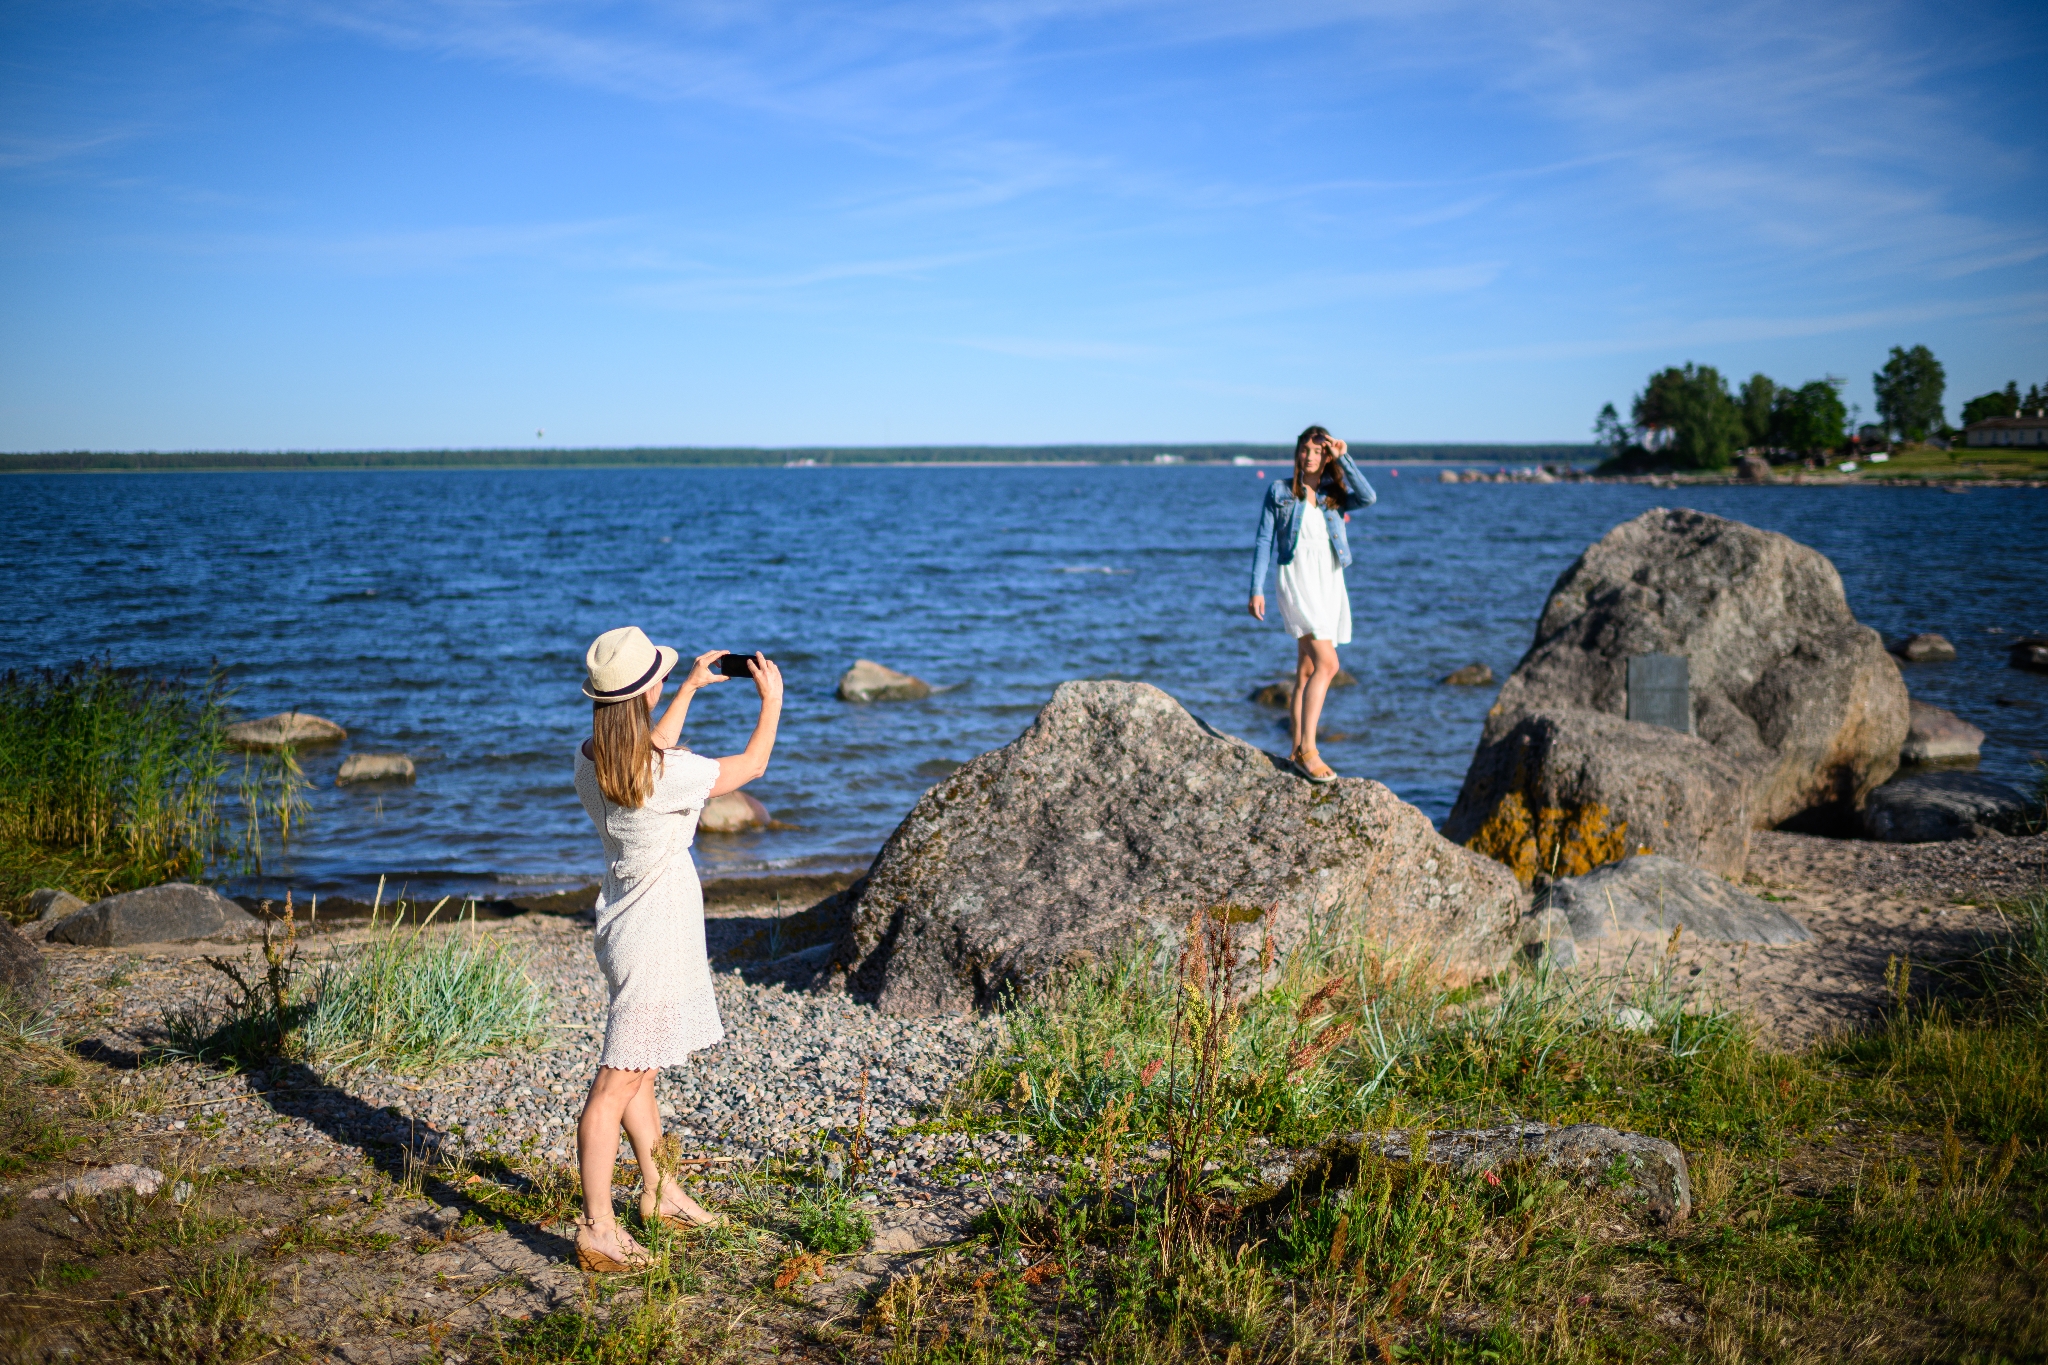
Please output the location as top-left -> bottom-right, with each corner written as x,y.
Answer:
790,1184 -> 873,1254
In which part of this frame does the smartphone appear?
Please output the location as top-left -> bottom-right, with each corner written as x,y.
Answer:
712,652 -> 757,678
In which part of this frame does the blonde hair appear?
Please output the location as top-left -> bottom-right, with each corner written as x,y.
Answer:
591,696 -> 662,808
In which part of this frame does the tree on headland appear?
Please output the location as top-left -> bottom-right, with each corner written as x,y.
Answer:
1632,363 -> 1744,470
1593,403 -> 1632,463
1959,383 -> 2020,427
1873,345 -> 1945,442
1768,379 -> 1846,457
1739,373 -> 1777,449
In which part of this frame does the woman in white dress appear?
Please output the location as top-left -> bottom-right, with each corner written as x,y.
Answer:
1247,426 -> 1376,783
569,625 -> 783,1271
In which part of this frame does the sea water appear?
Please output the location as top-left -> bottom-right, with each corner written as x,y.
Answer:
3,465 -> 2042,899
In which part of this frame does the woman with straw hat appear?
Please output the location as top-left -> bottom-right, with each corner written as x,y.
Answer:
569,625 -> 783,1271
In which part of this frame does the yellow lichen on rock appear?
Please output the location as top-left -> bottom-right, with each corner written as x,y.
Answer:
1466,791 -> 1631,885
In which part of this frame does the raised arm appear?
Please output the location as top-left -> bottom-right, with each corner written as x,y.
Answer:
710,654 -> 783,797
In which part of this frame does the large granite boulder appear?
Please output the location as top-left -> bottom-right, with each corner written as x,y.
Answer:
839,681 -> 1525,1015
1535,854 -> 1813,947
1446,706 -> 1752,882
225,711 -> 346,750
1900,699 -> 1983,766
1446,509 -> 1907,881
48,883 -> 262,947
1862,772 -> 2033,843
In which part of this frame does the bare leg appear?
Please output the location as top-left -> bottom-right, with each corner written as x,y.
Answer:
624,1072 -> 714,1225
1297,639 -> 1341,778
1290,637 -> 1316,757
576,1066 -> 649,1262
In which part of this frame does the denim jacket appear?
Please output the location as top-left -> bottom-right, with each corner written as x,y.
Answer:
1249,452 -> 1377,597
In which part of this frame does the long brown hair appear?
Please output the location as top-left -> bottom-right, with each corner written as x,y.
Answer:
1291,424 -> 1346,508
591,696 -> 662,809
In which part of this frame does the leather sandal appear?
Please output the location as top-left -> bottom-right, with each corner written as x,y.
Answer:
575,1225 -> 650,1273
640,1174 -> 725,1230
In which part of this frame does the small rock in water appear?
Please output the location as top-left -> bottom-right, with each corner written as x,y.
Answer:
1248,671 -> 1357,707
337,753 -> 415,784
837,659 -> 933,703
1890,633 -> 1957,663
226,711 -> 347,750
2010,638 -> 2048,675
1441,663 -> 1494,687
698,791 -> 770,834
1899,698 -> 1982,766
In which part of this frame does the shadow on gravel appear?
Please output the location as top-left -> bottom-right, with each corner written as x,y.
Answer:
62,1042 -> 580,1265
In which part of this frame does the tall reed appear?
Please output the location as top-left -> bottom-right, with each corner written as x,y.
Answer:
0,662 -> 229,907
0,660 -> 311,914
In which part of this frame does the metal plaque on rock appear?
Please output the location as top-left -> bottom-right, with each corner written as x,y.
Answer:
1626,654 -> 1692,734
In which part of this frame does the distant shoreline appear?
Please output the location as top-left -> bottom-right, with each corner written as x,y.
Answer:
0,442 -> 1600,474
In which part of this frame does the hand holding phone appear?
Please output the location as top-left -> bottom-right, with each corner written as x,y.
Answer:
712,652 -> 758,678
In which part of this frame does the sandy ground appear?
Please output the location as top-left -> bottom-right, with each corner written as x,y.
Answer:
1574,829 -> 2048,1047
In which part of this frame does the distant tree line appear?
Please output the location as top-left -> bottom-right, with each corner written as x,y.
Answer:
1596,343 -> 2047,471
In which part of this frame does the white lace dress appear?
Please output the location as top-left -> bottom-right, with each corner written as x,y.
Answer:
573,745 -> 726,1070
1276,495 -> 1353,644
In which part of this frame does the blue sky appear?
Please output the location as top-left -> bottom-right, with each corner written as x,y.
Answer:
2,0 -> 2044,450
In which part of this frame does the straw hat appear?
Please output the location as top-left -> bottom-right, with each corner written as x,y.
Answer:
582,626 -> 680,701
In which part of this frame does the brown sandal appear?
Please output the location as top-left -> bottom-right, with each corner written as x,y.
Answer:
575,1227 -> 651,1273
641,1175 -> 725,1230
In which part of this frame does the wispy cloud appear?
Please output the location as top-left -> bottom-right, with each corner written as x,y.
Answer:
1436,290 -> 2048,364
0,128 -> 141,171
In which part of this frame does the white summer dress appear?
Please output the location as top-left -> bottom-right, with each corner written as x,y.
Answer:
573,745 -> 726,1070
1276,495 -> 1353,644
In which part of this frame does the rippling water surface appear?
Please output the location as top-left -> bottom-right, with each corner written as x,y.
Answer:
3,466 -> 2043,899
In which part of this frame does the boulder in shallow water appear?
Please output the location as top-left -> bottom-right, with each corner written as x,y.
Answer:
1446,509 -> 1907,879
698,791 -> 771,834
1862,772 -> 2032,843
49,883 -> 262,947
1735,453 -> 1773,483
225,711 -> 347,750
1891,632 -> 1956,663
1899,699 -> 1983,766
837,660 -> 932,703
839,680 -> 1525,1014
1535,854 -> 1812,946
1442,663 -> 1494,687
337,753 -> 415,784
2011,638 -> 2048,675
